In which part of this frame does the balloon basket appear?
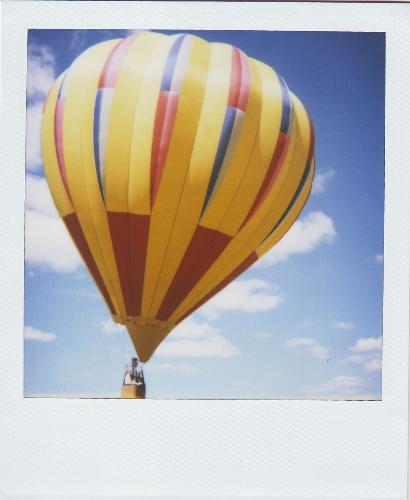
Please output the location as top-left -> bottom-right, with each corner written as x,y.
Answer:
121,383 -> 146,399
121,357 -> 146,399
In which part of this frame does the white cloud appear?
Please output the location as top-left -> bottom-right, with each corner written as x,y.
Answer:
373,253 -> 384,264
69,30 -> 87,51
363,358 -> 382,372
343,352 -> 382,372
26,43 -> 56,172
255,330 -> 272,340
24,325 -> 56,342
286,337 -> 330,360
286,337 -> 315,348
312,168 -> 336,194
345,354 -> 367,364
27,43 -> 56,100
149,363 -> 200,374
26,103 -> 44,173
25,209 -> 82,273
333,321 -> 355,330
344,338 -> 383,373
200,279 -> 281,321
305,375 -> 366,396
257,211 -> 336,266
26,174 -> 57,217
99,318 -> 126,335
309,344 -> 330,361
25,174 -> 82,273
349,336 -> 382,353
156,318 -> 238,359
345,353 -> 382,372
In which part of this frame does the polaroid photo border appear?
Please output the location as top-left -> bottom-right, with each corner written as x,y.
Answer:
1,1 -> 409,498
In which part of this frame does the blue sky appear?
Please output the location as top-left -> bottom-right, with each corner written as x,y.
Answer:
24,29 -> 385,399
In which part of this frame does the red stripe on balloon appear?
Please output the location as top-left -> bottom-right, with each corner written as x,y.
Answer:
129,213 -> 150,316
228,48 -> 249,111
108,212 -> 150,316
98,35 -> 137,89
240,131 -> 290,229
237,50 -> 250,111
178,251 -> 258,323
107,212 -> 134,315
63,213 -> 115,314
228,48 -> 242,108
54,98 -> 71,199
157,226 -> 232,321
150,91 -> 180,205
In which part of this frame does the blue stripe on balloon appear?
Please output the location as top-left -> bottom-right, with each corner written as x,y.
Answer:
279,77 -> 291,134
201,106 -> 237,215
57,74 -> 66,98
160,36 -> 185,92
262,155 -> 313,242
93,89 -> 104,199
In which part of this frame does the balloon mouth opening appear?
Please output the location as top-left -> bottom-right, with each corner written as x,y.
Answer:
113,315 -> 174,363
112,314 -> 176,331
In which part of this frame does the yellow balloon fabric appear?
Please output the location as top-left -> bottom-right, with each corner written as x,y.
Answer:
42,31 -> 315,362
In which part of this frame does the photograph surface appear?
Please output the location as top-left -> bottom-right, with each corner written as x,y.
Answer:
24,29 -> 385,399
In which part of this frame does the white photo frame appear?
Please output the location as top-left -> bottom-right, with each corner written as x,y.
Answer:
1,1 -> 409,498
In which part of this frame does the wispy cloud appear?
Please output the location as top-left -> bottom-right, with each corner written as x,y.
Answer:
26,103 -> 45,173
26,43 -> 56,172
372,253 -> 384,264
25,209 -> 83,273
312,168 -> 336,194
305,375 -> 366,396
362,358 -> 382,372
27,43 -> 56,100
200,279 -> 281,321
286,337 -> 330,360
344,353 -> 382,372
26,174 -> 58,217
24,325 -> 56,342
333,321 -> 355,330
99,318 -> 126,335
257,211 -> 336,266
255,330 -> 272,340
69,30 -> 87,51
349,336 -> 382,353
148,363 -> 200,374
343,336 -> 383,372
25,175 -> 82,273
156,318 -> 238,359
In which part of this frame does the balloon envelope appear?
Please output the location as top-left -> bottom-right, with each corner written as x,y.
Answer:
42,31 -> 315,362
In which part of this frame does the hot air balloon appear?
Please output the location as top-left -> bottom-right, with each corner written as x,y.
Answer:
41,31 -> 315,398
